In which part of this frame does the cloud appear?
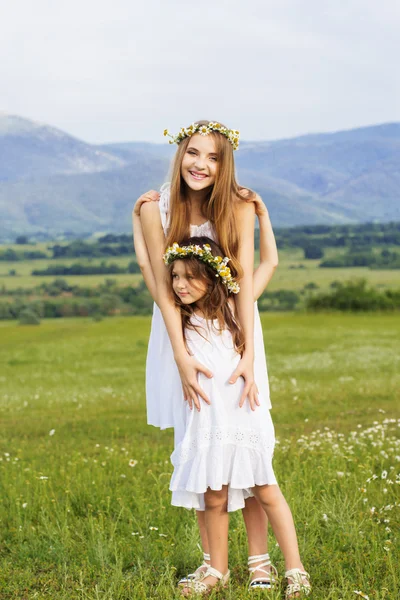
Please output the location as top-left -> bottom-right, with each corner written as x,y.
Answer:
0,0 -> 399,143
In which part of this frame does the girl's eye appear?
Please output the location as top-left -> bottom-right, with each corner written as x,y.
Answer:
172,274 -> 178,279
187,150 -> 196,156
210,156 -> 217,162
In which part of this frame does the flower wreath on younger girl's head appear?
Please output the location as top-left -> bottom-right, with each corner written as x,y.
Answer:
163,122 -> 240,151
163,242 -> 240,294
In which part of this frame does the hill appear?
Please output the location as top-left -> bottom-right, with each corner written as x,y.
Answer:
1,113 -> 399,237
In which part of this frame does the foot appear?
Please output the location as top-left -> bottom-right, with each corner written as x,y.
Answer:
248,553 -> 278,590
180,566 -> 230,597
285,567 -> 311,598
177,553 -> 210,587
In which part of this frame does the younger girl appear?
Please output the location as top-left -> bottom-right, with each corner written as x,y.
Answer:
134,217 -> 311,599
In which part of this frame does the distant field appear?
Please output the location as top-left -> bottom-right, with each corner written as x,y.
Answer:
1,246 -> 399,292
0,313 -> 399,598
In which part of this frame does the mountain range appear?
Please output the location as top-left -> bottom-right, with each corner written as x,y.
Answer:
0,111 -> 399,238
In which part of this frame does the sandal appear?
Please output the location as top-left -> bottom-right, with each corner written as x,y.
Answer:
178,552 -> 210,587
285,568 -> 311,598
180,566 -> 230,597
248,553 -> 279,591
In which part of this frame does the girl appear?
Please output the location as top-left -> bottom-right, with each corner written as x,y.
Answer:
132,120 -> 290,590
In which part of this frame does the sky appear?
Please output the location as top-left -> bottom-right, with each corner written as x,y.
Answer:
1,0 -> 399,145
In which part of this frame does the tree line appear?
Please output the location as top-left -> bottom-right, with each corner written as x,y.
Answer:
1,278 -> 399,324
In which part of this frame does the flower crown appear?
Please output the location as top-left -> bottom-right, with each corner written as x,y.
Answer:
163,122 -> 240,151
163,242 -> 240,294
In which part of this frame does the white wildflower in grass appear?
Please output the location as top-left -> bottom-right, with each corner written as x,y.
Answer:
159,533 -> 168,537
385,526 -> 391,532
49,429 -> 55,436
95,444 -> 100,448
381,470 -> 388,479
131,532 -> 139,536
383,488 -> 388,494
370,507 -> 376,514
39,476 -> 48,480
149,526 -> 158,531
22,503 -> 28,509
120,474 -> 126,478
139,536 -> 144,539
129,459 -> 138,467
354,591 -> 369,599
322,514 -> 328,522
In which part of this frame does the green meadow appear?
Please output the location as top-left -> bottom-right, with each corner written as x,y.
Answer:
0,313 -> 399,599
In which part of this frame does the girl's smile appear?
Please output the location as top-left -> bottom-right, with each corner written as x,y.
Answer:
181,134 -> 218,191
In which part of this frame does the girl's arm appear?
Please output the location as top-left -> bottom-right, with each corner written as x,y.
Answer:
139,199 -> 213,410
229,199 -> 259,410
132,201 -> 157,302
252,194 -> 279,300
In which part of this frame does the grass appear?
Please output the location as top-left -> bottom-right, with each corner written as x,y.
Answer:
0,313 -> 399,599
1,247 -> 400,292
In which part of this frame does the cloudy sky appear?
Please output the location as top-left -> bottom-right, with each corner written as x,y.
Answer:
1,0 -> 399,144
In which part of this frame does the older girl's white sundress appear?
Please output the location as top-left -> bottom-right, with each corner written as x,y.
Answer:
145,183 -> 277,511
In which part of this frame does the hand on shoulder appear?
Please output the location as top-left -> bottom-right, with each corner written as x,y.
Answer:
237,188 -> 268,218
133,190 -> 160,216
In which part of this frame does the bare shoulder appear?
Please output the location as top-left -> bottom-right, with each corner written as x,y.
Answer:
140,200 -> 161,216
233,192 -> 256,217
140,199 -> 163,227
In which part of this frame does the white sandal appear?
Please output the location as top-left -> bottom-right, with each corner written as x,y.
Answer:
177,552 -> 210,587
180,566 -> 230,597
248,553 -> 279,590
285,568 -> 311,598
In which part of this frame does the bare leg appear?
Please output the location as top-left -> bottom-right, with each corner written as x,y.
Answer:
242,496 -> 268,555
197,496 -> 270,581
196,510 -> 209,555
252,484 -> 303,570
183,487 -> 229,595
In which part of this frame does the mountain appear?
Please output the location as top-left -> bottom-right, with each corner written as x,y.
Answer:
0,112 -> 126,181
0,112 -> 399,237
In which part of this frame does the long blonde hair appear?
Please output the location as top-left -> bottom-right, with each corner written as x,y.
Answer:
165,119 -> 251,280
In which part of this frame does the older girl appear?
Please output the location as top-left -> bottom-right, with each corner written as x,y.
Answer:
133,121 -> 279,590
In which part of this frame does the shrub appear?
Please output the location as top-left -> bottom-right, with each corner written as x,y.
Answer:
19,309 -> 40,325
303,245 -> 324,259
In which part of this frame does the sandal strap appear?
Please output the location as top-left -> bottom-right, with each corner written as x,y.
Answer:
203,552 -> 210,562
285,568 -> 310,580
204,566 -> 224,580
248,552 -> 271,564
248,560 -> 272,574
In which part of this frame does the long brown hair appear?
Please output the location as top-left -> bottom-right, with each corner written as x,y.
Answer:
168,236 -> 245,355
165,119 -> 252,281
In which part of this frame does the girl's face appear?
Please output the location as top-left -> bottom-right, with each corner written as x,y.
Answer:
171,260 -> 208,306
180,133 -> 218,191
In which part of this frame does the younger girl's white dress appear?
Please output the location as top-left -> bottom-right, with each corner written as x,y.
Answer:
169,314 -> 277,513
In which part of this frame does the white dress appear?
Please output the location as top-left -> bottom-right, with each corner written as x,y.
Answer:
169,314 -> 277,513
145,183 -> 272,438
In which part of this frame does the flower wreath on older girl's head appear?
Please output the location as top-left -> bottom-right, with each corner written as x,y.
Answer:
163,122 -> 240,151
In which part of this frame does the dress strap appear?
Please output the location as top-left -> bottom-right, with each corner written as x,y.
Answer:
159,182 -> 171,234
